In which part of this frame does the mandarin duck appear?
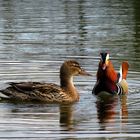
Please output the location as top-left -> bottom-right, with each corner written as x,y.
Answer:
92,52 -> 129,96
0,60 -> 91,103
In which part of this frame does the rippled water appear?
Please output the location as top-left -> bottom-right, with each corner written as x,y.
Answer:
0,0 -> 140,139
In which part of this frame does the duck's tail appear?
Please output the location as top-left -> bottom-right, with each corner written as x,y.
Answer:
118,61 -> 129,94
118,61 -> 129,82
0,90 -> 10,99
122,61 -> 129,80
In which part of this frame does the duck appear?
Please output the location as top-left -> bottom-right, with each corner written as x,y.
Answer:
0,60 -> 91,103
92,52 -> 129,96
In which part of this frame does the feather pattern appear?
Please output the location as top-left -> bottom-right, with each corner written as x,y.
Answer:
93,52 -> 129,95
0,60 -> 91,103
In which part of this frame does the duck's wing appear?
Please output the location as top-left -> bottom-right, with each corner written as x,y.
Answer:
0,82 -> 66,102
8,82 -> 47,91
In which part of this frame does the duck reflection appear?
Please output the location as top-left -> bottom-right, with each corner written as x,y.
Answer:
2,99 -> 75,131
120,95 -> 128,124
96,94 -> 118,129
96,92 -> 128,130
59,104 -> 74,131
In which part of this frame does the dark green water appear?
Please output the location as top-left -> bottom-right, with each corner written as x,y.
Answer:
0,0 -> 140,139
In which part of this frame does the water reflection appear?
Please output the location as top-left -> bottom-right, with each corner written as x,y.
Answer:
120,95 -> 128,124
59,104 -> 74,131
96,95 -> 118,130
96,94 -> 128,131
0,0 -> 140,139
1,101 -> 76,129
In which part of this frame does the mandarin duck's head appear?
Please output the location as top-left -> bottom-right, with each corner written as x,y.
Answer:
100,52 -> 110,70
60,60 -> 91,77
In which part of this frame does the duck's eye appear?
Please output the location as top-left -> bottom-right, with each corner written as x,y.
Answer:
72,63 -> 76,66
72,63 -> 79,67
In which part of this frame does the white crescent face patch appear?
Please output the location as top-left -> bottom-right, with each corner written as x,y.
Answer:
106,53 -> 109,61
100,53 -> 110,63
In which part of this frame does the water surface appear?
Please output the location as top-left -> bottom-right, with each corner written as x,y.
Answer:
0,0 -> 140,139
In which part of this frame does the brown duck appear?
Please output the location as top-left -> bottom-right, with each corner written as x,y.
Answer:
0,60 -> 91,103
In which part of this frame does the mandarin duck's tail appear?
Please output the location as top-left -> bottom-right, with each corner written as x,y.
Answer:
122,61 -> 129,80
118,61 -> 129,94
119,61 -> 129,82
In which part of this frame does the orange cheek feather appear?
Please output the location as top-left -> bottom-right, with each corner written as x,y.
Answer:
106,68 -> 118,82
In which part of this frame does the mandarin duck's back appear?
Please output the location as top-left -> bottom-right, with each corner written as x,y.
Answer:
92,52 -> 129,96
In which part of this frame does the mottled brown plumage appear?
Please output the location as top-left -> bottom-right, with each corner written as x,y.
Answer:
0,60 -> 91,103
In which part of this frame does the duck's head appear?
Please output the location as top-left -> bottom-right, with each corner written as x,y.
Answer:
60,60 -> 91,77
100,52 -> 110,70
